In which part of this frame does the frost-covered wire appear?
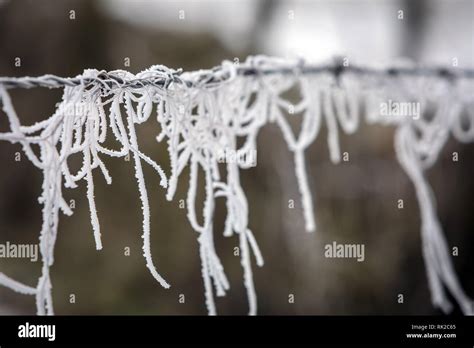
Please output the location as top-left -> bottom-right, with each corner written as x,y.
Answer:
0,56 -> 473,316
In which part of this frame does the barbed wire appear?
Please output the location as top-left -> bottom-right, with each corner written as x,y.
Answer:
0,56 -> 473,91
1,55 -> 473,316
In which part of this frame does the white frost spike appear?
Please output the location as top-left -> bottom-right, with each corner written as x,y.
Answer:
198,234 -> 216,315
294,150 -> 315,232
240,229 -> 258,315
125,94 -> 170,289
323,88 -> 342,164
0,272 -> 37,295
185,152 -> 230,314
395,125 -> 473,315
85,144 -> 103,250
246,229 -> 264,267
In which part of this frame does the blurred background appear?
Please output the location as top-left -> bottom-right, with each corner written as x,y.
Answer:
0,0 -> 473,315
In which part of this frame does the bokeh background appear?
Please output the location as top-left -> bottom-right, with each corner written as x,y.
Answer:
0,0 -> 473,315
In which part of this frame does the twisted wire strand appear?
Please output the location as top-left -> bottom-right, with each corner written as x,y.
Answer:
0,58 -> 472,90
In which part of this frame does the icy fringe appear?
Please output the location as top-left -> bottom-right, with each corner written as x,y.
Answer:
0,56 -> 473,315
